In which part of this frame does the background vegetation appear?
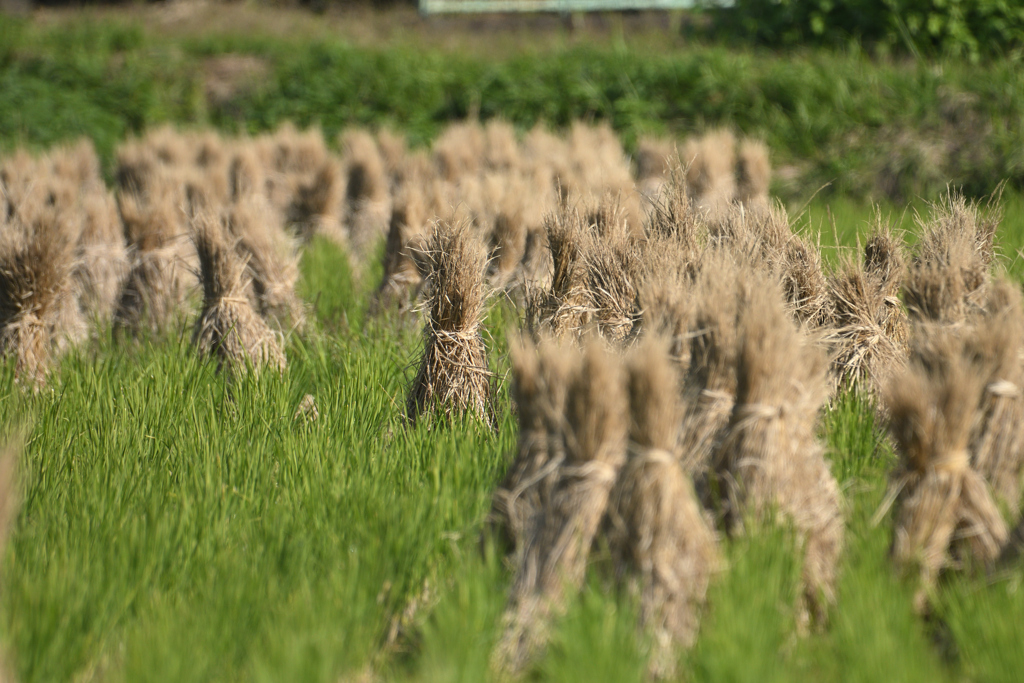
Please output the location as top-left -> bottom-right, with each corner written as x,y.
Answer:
1,12 -> 1022,202
712,0 -> 1024,60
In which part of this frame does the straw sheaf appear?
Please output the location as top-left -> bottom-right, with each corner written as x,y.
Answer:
114,186 -> 197,334
490,337 -> 578,556
863,223 -> 909,345
677,251 -> 743,474
376,128 -> 410,184
636,245 -> 697,369
483,119 -> 522,172
228,147 -> 268,202
226,200 -> 306,332
966,280 -> 1024,515
372,185 -> 429,315
342,131 -> 392,258
643,160 -> 706,253
0,209 -> 78,386
715,202 -> 829,327
269,124 -> 331,176
406,221 -> 493,427
577,214 -> 641,344
906,193 -> 997,324
735,139 -> 771,209
342,130 -> 390,205
634,137 -> 677,183
191,212 -> 286,374
115,140 -> 160,198
434,121 -> 485,182
606,338 -> 719,677
76,187 -> 129,322
684,129 -> 737,220
884,325 -> 1008,604
526,205 -> 590,340
288,160 -> 344,242
825,245 -> 908,396
496,342 -> 627,674
712,274 -> 841,626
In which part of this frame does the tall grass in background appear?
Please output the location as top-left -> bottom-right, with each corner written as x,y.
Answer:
1,15 -> 1023,202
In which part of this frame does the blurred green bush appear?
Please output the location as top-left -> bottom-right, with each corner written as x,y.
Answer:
712,0 -> 1024,59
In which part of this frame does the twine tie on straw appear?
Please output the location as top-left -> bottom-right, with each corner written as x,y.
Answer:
700,389 -> 732,403
733,402 -> 782,430
560,460 -> 618,486
933,449 -> 969,474
986,380 -> 1020,398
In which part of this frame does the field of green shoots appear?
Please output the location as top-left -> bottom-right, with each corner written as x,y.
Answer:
2,7 -> 1024,682
0,212 -> 1021,683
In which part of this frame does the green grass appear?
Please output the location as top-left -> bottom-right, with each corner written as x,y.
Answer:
2,12 -> 1024,202
0,197 -> 1022,682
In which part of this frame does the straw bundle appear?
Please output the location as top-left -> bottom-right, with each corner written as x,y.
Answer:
526,205 -> 590,340
826,225 -> 910,395
735,139 -> 771,209
684,129 -> 737,220
113,183 -> 195,335
0,207 -> 77,386
372,184 -> 429,315
406,220 -> 493,427
644,160 -> 705,252
606,338 -> 719,678
228,146 -> 268,202
634,137 -> 676,185
0,151 -> 90,350
490,337 -> 577,555
434,121 -> 485,182
74,188 -> 129,324
711,273 -> 842,627
578,206 -> 640,344
884,325 -> 1008,608
905,193 -> 997,324
966,280 -> 1024,516
863,224 -> 909,344
288,159 -> 344,243
677,251 -> 742,475
483,119 -> 522,172
341,130 -> 391,257
225,199 -> 306,333
495,342 -> 627,674
635,242 -> 698,369
191,212 -> 286,374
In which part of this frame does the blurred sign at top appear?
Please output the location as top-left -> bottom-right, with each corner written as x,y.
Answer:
420,0 -> 722,13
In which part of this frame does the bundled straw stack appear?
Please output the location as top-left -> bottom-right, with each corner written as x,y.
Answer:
606,338 -> 719,678
490,337 -> 577,556
493,338 -> 720,678
495,341 -> 627,674
341,130 -> 391,257
0,206 -> 78,387
709,269 -> 843,627
526,199 -> 640,343
904,193 -> 997,325
191,212 -> 287,374
406,220 -> 493,427
225,181 -> 306,333
372,184 -> 429,314
968,281 -> 1024,516
883,325 -> 1008,610
677,251 -> 742,475
113,144 -> 196,335
826,222 -> 909,395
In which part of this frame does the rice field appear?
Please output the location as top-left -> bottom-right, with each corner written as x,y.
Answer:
1,121 -> 1023,683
